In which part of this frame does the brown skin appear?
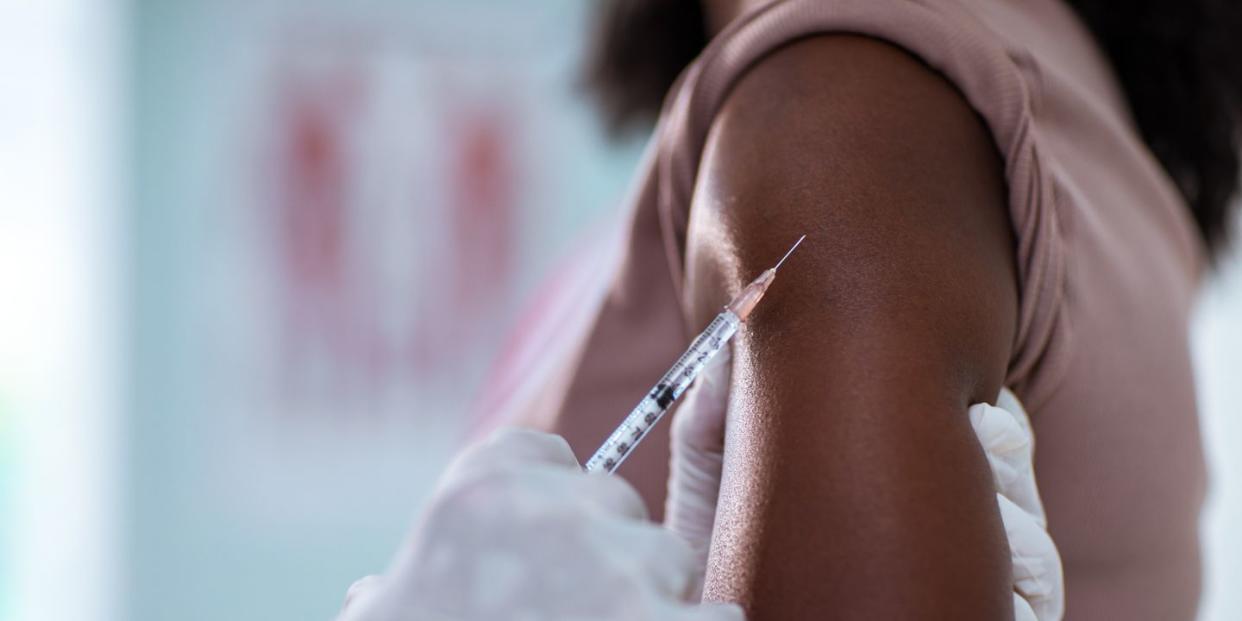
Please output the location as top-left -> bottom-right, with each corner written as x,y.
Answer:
704,0 -> 749,35
684,36 -> 1020,618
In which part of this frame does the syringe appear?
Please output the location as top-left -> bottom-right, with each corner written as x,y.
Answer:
583,235 -> 806,474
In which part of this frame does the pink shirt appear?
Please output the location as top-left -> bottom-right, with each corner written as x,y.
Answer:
557,0 -> 1207,617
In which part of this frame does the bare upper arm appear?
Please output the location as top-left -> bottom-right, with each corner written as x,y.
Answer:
686,35 -> 1019,618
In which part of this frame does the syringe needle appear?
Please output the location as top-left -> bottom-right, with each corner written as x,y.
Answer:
584,232 -> 808,473
726,234 -> 808,321
774,234 -> 807,271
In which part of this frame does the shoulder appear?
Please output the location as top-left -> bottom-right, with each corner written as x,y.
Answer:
686,33 -> 1018,401
707,34 -> 1003,197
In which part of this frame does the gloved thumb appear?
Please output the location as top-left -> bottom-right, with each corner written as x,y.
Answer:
666,345 -> 733,600
998,494 -> 1064,620
670,346 -> 732,456
1013,592 -> 1038,621
969,390 -> 1044,521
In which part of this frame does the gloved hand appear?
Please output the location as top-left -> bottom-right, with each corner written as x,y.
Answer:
337,427 -> 746,621
665,346 -> 1064,620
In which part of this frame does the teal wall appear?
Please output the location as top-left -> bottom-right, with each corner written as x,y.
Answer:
126,1 -> 642,618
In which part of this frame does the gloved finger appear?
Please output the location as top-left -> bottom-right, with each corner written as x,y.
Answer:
997,388 -> 1034,435
480,427 -> 580,468
586,517 -> 699,600
336,575 -> 387,621
436,429 -> 581,493
667,345 -> 733,601
1013,592 -> 1038,621
664,440 -> 723,586
454,458 -> 650,523
671,346 -> 733,452
970,399 -> 1044,521
998,494 -> 1064,620
343,575 -> 384,607
572,468 -> 650,521
664,451 -> 721,552
969,402 -> 1029,484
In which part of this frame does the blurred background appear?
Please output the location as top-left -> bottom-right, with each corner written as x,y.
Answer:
1,1 -> 1239,620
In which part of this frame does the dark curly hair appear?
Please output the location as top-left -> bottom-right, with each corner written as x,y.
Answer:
583,0 -> 1242,257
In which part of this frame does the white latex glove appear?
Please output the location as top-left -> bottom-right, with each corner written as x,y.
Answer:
665,346 -> 1064,620
337,427 -> 746,621
971,389 -> 1065,621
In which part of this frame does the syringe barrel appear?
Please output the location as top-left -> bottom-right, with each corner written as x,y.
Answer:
583,309 -> 741,473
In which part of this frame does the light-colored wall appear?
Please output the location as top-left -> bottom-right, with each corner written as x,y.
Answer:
1194,254 -> 1242,621
1,0 -> 125,619
125,1 -> 642,619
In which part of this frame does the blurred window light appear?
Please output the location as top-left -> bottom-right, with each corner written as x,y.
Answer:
0,0 -> 126,620
1194,252 -> 1242,621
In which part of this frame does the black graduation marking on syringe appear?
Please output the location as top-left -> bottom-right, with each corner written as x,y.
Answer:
654,383 -> 677,408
